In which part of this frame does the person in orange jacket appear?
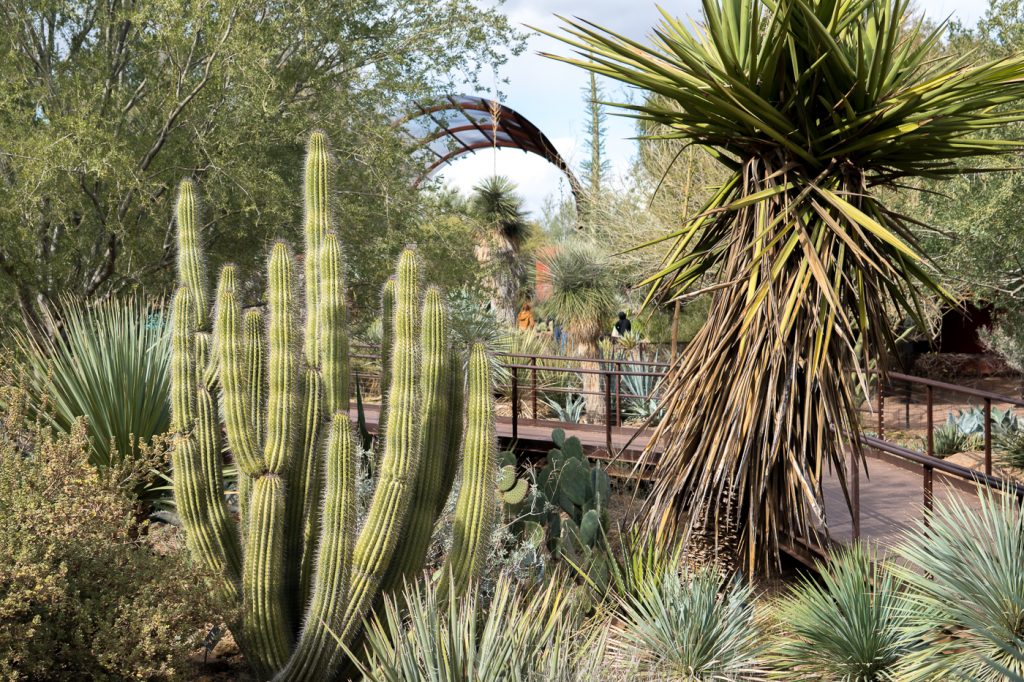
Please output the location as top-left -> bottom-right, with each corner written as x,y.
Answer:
517,302 -> 535,330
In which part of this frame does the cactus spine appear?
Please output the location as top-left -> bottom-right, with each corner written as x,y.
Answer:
171,132 -> 497,681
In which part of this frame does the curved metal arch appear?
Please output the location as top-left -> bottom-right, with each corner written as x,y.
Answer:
398,94 -> 582,202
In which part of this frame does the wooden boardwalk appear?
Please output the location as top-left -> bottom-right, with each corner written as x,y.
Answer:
356,401 -> 992,560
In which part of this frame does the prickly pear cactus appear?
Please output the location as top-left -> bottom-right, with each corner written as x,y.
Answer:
170,132 -> 496,681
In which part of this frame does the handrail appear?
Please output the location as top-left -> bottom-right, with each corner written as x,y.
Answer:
352,347 -> 1024,547
861,435 -> 1024,498
882,370 -> 1024,408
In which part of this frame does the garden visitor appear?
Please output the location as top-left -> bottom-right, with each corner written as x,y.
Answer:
517,302 -> 535,330
612,310 -> 632,338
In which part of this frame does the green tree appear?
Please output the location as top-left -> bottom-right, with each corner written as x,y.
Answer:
548,0 -> 1024,571
539,240 -> 619,420
471,175 -> 533,326
0,0 -> 523,334
894,1 -> 1024,367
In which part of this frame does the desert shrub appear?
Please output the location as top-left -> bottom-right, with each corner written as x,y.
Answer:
604,564 -> 764,680
768,543 -> 922,681
12,296 -> 171,499
0,406 -> 224,681
354,574 -> 599,681
895,488 -> 1024,681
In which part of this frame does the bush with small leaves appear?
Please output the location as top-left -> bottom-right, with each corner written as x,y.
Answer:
0,410 -> 224,681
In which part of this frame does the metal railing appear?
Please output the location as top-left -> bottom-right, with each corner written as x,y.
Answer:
848,371 -> 1024,540
352,343 -> 1024,542
351,343 -> 669,455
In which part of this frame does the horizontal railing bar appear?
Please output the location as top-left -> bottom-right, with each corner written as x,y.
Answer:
861,434 -> 1024,497
880,370 -> 1024,408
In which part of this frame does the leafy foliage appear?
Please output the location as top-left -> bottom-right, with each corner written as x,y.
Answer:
0,0 -> 523,331
0,409 -> 224,680
546,0 -> 1024,570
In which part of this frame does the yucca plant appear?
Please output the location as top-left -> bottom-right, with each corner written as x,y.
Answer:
14,296 -> 170,477
769,543 -> 923,681
894,488 -> 1024,681
352,574 -> 596,682
539,241 -> 620,421
604,564 -> 764,680
545,0 -> 1024,570
472,176 -> 533,327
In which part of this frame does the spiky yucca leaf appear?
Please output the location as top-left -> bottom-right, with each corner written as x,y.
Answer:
352,575 -> 595,682
15,296 -> 170,475
605,564 -> 764,680
769,543 -> 922,681
545,0 -> 1024,570
894,489 -> 1024,681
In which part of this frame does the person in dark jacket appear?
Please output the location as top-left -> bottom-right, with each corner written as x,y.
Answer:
613,311 -> 632,338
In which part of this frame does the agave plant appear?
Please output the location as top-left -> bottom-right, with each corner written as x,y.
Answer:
15,296 -> 171,475
604,564 -> 764,680
543,393 -> 587,424
769,543 -> 922,681
545,0 -> 1024,570
352,574 -> 598,682
894,488 -> 1024,681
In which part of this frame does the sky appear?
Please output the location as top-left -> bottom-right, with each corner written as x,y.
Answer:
434,0 -> 995,217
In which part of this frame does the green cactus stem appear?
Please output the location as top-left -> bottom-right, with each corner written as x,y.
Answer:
440,342 -> 496,595
437,347 -> 464,517
170,288 -> 241,597
377,276 -> 396,431
243,474 -> 292,677
215,267 -> 262,476
264,243 -> 299,475
320,233 -> 349,415
176,181 -> 208,330
274,414 -> 355,682
381,286 -> 451,590
338,249 -> 421,643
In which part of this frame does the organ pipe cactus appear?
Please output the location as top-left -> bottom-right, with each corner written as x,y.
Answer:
170,132 -> 497,681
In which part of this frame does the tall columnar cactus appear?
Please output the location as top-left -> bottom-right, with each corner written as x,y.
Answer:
439,342 -> 496,596
170,132 -> 497,681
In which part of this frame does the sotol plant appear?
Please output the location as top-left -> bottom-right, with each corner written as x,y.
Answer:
170,132 -> 496,681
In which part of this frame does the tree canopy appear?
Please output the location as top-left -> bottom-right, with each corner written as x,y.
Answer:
0,0 -> 524,331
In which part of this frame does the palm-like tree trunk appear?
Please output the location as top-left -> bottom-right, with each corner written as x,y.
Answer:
576,339 -> 605,423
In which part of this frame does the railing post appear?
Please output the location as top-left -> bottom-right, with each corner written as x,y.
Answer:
604,370 -> 612,454
924,464 -> 934,519
531,356 -> 538,420
615,360 -> 622,427
905,379 -> 911,429
926,385 -> 934,457
850,448 -> 860,541
511,366 -> 519,441
877,374 -> 885,442
925,384 -> 934,527
984,397 -> 992,478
